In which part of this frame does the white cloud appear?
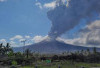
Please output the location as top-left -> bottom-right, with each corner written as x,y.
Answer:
25,35 -> 31,39
43,1 -> 56,9
10,35 -> 23,41
57,20 -> 100,47
8,35 -> 33,47
19,39 -> 26,42
66,0 -> 70,7
0,39 -> 6,43
82,20 -> 100,46
32,35 -> 50,43
35,0 -> 67,9
57,36 -> 87,46
0,0 -> 6,2
10,41 -> 18,47
0,39 -> 7,45
87,20 -> 100,30
0,35 -> 48,47
35,2 -> 43,9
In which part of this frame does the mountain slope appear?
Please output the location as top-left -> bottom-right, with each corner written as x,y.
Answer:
13,40 -> 100,54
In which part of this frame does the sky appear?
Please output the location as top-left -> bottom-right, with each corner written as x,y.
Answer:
0,0 -> 53,47
0,0 -> 52,37
0,0 -> 100,47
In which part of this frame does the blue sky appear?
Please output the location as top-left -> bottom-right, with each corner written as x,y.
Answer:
0,0 -> 54,46
0,0 -> 51,39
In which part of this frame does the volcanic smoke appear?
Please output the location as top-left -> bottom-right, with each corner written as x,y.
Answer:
47,0 -> 100,40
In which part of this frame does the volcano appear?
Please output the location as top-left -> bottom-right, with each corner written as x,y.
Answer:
13,0 -> 100,54
13,40 -> 100,54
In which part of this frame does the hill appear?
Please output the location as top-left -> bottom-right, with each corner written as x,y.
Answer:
13,40 -> 100,54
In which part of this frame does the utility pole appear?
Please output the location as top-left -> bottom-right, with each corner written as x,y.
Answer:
21,40 -> 26,53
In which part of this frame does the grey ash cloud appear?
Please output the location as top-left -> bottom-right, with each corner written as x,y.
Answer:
47,0 -> 100,39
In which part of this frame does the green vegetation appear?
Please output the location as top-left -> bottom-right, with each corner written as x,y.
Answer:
12,60 -> 17,66
0,43 -> 100,68
20,61 -> 100,68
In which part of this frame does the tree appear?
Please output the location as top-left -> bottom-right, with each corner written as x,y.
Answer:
81,49 -> 84,54
0,43 -> 3,55
87,48 -> 90,55
1,43 -> 13,55
93,47 -> 97,54
8,51 -> 14,57
25,49 -> 31,59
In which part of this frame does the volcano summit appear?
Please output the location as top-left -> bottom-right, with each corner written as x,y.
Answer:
13,40 -> 99,54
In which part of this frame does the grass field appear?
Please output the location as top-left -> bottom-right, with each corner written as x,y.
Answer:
20,61 -> 100,68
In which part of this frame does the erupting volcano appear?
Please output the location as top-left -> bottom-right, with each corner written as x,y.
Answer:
14,39 -> 100,54
14,0 -> 100,54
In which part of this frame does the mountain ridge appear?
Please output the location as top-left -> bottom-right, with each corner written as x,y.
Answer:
13,40 -> 100,54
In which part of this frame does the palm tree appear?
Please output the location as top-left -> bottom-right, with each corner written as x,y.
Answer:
0,43 -> 3,55
87,48 -> 90,55
81,49 -> 84,54
93,47 -> 97,54
4,43 -> 12,54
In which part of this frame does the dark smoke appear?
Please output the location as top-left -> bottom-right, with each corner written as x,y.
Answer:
47,0 -> 100,39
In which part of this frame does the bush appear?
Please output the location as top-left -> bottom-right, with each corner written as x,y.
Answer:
12,60 -> 17,66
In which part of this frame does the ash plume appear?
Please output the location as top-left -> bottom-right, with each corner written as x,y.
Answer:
47,0 -> 100,39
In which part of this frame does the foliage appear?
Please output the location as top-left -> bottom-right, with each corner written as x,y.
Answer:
0,43 -> 100,68
12,60 -> 17,66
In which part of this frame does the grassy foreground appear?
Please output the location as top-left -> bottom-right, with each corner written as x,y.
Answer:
20,61 -> 100,68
